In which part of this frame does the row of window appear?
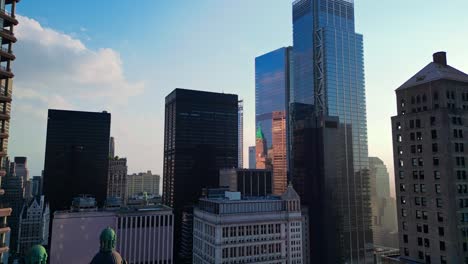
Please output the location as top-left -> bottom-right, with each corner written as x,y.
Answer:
222,224 -> 281,238
221,243 -> 282,259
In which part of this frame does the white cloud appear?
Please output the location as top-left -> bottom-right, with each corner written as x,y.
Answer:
14,15 -> 144,107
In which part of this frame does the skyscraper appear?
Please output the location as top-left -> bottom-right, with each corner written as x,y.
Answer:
392,52 -> 468,263
107,157 -> 127,202
272,111 -> 287,195
31,176 -> 42,198
255,126 -> 269,169
255,47 -> 292,192
248,146 -> 256,169
43,110 -> 111,214
0,0 -> 19,258
162,88 -> 238,263
292,0 -> 372,262
238,100 -> 244,168
127,171 -> 160,197
369,157 -> 398,248
14,157 -> 28,187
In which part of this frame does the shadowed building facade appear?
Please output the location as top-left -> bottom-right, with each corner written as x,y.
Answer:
291,0 -> 372,262
392,52 -> 468,264
0,0 -> 19,259
43,110 -> 111,214
162,88 -> 238,263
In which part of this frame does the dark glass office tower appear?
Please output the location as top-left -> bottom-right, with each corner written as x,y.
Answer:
163,88 -> 238,263
43,110 -> 111,214
292,0 -> 372,263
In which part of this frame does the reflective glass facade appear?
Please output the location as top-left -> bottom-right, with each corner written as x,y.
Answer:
255,47 -> 292,149
292,0 -> 372,263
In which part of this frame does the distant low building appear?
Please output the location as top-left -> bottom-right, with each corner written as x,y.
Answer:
17,196 -> 49,256
127,171 -> 160,197
193,185 -> 304,264
50,196 -> 173,264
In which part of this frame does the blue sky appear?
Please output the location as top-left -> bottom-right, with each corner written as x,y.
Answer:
9,1 -> 468,195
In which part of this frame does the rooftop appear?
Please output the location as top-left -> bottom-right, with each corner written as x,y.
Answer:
397,52 -> 468,90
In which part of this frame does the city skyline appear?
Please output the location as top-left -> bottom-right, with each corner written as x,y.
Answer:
6,1 -> 468,199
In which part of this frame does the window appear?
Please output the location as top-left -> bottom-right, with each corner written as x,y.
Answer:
415,197 -> 421,205
431,130 -> 438,139
398,134 -> 403,142
416,210 -> 422,219
402,221 -> 408,230
400,184 -> 406,192
399,159 -> 404,168
401,196 -> 407,205
417,132 -> 422,140
423,211 -> 428,220
419,170 -> 425,179
439,227 -> 445,236
401,209 -> 407,217
411,145 -> 416,154
422,197 -> 427,206
424,224 -> 429,233
440,241 -> 446,251
435,184 -> 441,194
412,158 -> 418,166
441,256 -> 447,264
410,120 -> 414,129
433,157 -> 439,166
414,184 -> 420,192
416,119 -> 421,128
404,248 -> 409,256
418,237 -> 423,246
396,122 -> 402,130
413,171 -> 418,179
437,213 -> 444,222
430,116 -> 436,125
434,171 -> 441,179
424,238 -> 430,247
419,158 -> 424,166
432,143 -> 438,153
403,234 -> 408,243
417,145 -> 423,153
399,171 -> 404,179
410,133 -> 415,141
436,198 -> 443,208
421,184 -> 426,193
417,224 -> 422,232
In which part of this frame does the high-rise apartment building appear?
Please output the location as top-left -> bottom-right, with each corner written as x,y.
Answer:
17,196 -> 49,256
238,100 -> 244,168
1,161 -> 24,257
0,0 -> 19,258
126,171 -> 160,198
50,197 -> 173,264
219,168 -> 273,197
248,146 -> 256,169
292,0 -> 372,262
43,110 -> 111,214
163,88 -> 238,263
193,185 -> 304,264
107,157 -> 127,202
369,157 -> 398,248
392,52 -> 468,264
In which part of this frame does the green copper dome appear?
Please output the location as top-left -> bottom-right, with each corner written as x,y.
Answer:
100,227 -> 117,252
256,125 -> 264,140
25,245 -> 48,264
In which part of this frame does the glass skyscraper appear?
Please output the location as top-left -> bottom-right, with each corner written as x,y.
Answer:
292,0 -> 372,263
255,47 -> 292,151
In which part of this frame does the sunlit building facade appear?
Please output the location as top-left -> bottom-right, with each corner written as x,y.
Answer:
272,111 -> 287,195
292,0 -> 372,262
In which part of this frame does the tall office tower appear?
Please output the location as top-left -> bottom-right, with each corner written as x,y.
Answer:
238,100 -> 244,168
193,185 -> 304,264
248,146 -> 256,169
13,157 -> 28,186
369,157 -> 398,248
255,126 -> 269,169
272,111 -> 287,194
219,168 -> 273,197
392,52 -> 468,264
163,88 -> 238,263
109,137 -> 115,158
17,196 -> 49,256
43,110 -> 111,214
1,167 -> 24,257
0,0 -> 19,258
107,157 -> 128,202
127,171 -> 160,197
255,47 -> 292,185
50,197 -> 173,264
292,0 -> 372,262
31,176 -> 42,197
